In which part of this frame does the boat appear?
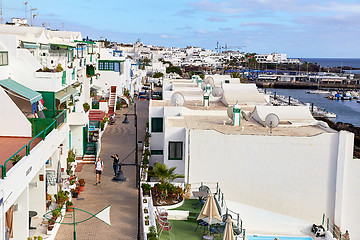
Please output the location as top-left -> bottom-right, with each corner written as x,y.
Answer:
306,90 -> 330,94
341,92 -> 352,100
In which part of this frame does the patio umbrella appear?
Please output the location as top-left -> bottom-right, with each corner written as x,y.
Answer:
223,216 -> 235,240
197,193 -> 222,224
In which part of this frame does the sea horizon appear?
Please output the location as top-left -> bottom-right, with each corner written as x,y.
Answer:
299,58 -> 360,68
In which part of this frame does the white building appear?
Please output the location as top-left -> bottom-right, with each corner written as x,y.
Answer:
147,75 -> 360,239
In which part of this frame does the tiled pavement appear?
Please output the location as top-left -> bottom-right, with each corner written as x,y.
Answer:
56,100 -> 148,240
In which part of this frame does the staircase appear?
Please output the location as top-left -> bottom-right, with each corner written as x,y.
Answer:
82,155 -> 96,164
108,86 -> 116,115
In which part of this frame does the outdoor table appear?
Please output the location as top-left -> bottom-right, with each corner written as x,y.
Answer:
29,210 -> 37,229
192,191 -> 209,208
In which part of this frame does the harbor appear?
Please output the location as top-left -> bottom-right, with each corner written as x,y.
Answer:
265,88 -> 360,126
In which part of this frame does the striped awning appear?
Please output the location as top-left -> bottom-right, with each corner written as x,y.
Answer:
0,79 -> 42,104
55,86 -> 78,103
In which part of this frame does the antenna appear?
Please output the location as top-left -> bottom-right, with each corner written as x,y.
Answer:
171,92 -> 185,106
0,0 -> 3,24
24,1 -> 28,20
265,113 -> 279,134
30,6 -> 37,26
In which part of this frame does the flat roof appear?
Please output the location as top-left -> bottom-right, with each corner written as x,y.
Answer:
151,99 -> 260,111
167,115 -> 333,137
0,136 -> 42,168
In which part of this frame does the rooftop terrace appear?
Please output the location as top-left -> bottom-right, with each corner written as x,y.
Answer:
167,115 -> 334,137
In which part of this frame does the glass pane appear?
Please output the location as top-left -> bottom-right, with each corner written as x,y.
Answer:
175,143 -> 182,159
169,143 -> 175,159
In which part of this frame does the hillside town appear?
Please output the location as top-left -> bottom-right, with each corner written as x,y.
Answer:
0,18 -> 359,240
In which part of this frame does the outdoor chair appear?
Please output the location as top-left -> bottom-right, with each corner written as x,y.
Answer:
155,207 -> 168,221
156,215 -> 172,239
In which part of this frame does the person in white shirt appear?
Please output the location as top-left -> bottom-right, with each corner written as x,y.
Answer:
94,157 -> 104,185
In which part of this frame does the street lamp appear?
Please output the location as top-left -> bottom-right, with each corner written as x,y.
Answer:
112,103 -> 140,240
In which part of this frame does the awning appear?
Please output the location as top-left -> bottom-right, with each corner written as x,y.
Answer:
0,79 -> 42,104
55,86 -> 78,103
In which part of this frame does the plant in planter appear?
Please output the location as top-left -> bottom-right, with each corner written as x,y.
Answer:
69,178 -> 76,185
147,226 -> 157,240
145,132 -> 151,140
78,179 -> 85,191
143,198 -> 147,203
144,140 -> 149,148
66,201 -> 74,212
83,102 -> 90,112
144,207 -> 148,214
141,183 -> 151,197
144,215 -> 150,226
71,188 -> 79,198
11,154 -> 23,166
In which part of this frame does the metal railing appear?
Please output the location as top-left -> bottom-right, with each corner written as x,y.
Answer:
322,214 -> 347,240
0,110 -> 67,179
190,182 -> 246,239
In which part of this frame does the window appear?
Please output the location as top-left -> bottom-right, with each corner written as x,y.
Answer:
0,52 -> 9,66
151,150 -> 163,155
151,118 -> 163,132
168,142 -> 183,160
109,62 -> 114,71
99,61 -> 104,70
104,62 -> 109,70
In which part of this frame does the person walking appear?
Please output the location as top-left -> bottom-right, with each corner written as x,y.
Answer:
111,154 -> 119,176
94,157 -> 104,185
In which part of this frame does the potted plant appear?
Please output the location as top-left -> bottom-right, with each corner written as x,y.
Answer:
83,102 -> 90,112
143,198 -> 147,203
66,201 -> 74,212
141,183 -> 151,197
11,154 -> 23,166
71,188 -> 79,198
144,207 -> 148,214
78,179 -> 85,191
145,215 -> 150,226
147,226 -> 157,240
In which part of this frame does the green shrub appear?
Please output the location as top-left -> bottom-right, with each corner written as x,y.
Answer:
83,102 -> 90,112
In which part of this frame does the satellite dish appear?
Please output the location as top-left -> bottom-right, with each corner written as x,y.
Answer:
171,92 -> 185,106
201,82 -> 206,91
241,111 -> 249,121
208,78 -> 214,87
227,106 -> 234,119
265,113 -> 279,133
212,87 -> 223,97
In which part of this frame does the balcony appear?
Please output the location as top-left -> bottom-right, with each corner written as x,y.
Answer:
28,110 -> 67,137
34,70 -> 71,92
1,110 -> 67,179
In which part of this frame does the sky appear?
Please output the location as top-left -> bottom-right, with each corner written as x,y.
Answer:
2,0 -> 360,58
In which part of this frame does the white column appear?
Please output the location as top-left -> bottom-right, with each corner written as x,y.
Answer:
334,131 -> 354,227
13,186 -> 29,240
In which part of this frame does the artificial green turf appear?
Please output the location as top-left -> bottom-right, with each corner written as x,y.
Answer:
158,199 -> 220,240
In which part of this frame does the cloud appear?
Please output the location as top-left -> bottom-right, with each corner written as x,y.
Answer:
160,34 -> 181,39
207,17 -> 226,22
189,0 -> 245,14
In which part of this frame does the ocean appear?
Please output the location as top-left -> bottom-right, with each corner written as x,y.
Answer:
301,58 -> 360,68
268,88 -> 360,127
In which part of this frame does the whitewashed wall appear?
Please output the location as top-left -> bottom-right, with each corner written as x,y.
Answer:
0,87 -> 31,137
188,130 -> 341,223
337,132 -> 360,239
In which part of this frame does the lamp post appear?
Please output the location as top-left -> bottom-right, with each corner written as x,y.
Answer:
113,103 -> 140,240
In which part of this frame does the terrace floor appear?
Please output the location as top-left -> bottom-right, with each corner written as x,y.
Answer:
0,136 -> 42,166
159,199 -> 224,240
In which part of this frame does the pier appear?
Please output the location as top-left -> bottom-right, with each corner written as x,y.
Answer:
255,81 -> 360,90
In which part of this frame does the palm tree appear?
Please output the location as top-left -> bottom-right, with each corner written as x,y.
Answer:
152,162 -> 184,184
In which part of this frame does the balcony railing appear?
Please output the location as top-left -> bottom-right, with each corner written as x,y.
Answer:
0,109 -> 68,179
28,110 -> 67,137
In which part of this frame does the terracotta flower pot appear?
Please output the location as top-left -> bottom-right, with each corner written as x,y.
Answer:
66,207 -> 73,212
79,186 -> 85,192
